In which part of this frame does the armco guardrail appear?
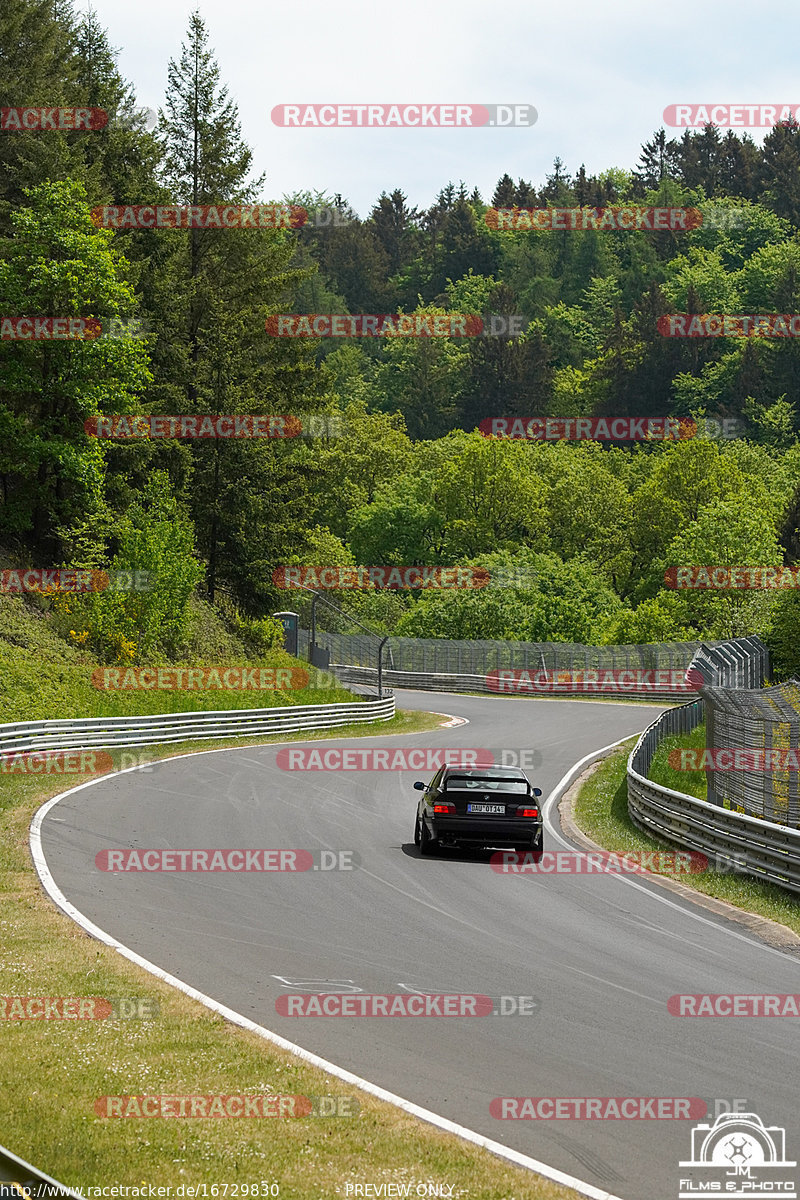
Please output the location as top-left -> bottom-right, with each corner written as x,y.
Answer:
627,701 -> 800,895
0,1140 -> 82,1198
0,697 -> 395,757
332,664 -> 698,701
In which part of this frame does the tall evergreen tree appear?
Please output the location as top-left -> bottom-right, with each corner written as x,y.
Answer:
491,174 -> 515,207
515,178 -> 537,206
678,124 -> 723,194
758,121 -> 800,225
73,10 -> 162,205
0,0 -> 80,223
368,189 -> 420,276
717,130 -> 760,199
155,11 -> 318,605
539,158 -> 573,205
430,197 -> 499,296
634,129 -> 679,193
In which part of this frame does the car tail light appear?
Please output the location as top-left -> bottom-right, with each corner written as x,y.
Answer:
516,807 -> 539,818
433,803 -> 456,814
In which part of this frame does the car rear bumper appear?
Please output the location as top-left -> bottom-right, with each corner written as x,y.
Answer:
428,817 -> 542,845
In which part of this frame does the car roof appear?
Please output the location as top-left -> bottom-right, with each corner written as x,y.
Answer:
442,765 -> 526,778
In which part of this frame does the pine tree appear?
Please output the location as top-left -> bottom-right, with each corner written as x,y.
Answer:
430,196 -> 498,297
369,189 -> 420,275
678,125 -> 722,195
0,0 -> 80,222
539,158 -> 573,205
574,165 -> 589,206
491,174 -> 515,207
155,11 -> 318,605
758,122 -> 800,225
717,131 -> 760,199
73,9 -> 161,205
515,178 -> 537,207
634,129 -> 678,192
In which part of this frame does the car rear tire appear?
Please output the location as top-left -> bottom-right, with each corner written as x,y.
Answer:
419,819 -> 439,857
414,812 -> 422,846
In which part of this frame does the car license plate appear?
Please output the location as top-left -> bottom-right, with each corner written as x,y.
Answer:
467,803 -> 505,814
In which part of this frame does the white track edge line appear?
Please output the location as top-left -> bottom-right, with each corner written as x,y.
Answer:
542,736 -> 800,965
29,747 -> 621,1200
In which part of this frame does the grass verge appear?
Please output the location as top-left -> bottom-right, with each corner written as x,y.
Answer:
647,723 -> 707,801
0,595 -> 355,721
572,737 -> 800,935
0,708 -> 584,1200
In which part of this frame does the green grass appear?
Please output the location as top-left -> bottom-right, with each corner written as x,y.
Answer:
573,738 -> 800,934
648,722 -> 708,800
0,595 -> 356,722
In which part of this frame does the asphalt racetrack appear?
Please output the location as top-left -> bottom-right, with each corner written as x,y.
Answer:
37,691 -> 800,1200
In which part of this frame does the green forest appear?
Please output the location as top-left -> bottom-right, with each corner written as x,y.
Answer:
3,0 -> 800,685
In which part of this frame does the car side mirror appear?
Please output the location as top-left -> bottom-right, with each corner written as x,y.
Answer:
533,787 -> 542,797
413,781 -> 426,791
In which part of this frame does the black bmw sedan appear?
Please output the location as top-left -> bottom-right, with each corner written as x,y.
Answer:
413,765 -> 543,857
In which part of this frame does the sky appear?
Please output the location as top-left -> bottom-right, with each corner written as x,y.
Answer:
88,0 -> 800,217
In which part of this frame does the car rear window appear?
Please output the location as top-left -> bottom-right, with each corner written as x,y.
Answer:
444,775 -> 528,793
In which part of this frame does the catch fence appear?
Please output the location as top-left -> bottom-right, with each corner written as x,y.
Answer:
303,630 -> 722,699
